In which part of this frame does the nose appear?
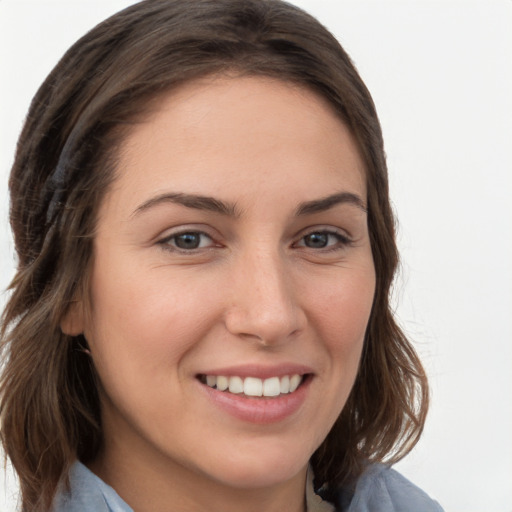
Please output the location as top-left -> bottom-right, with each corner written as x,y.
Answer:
224,249 -> 305,346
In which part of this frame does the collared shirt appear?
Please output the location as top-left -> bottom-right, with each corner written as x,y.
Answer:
52,461 -> 444,511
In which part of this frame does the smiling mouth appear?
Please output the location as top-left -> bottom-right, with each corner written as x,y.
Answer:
198,374 -> 308,398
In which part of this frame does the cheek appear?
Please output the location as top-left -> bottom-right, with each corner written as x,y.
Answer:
84,259 -> 220,380
312,268 -> 375,344
82,264 -> 225,433
307,265 -> 375,398
298,267 -> 375,446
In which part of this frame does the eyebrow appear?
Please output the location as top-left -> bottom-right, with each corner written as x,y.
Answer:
132,192 -> 239,217
132,190 -> 367,218
296,192 -> 367,215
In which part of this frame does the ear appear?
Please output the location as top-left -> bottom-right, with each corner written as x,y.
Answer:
60,300 -> 85,336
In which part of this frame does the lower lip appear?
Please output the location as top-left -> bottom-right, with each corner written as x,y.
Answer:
199,377 -> 311,424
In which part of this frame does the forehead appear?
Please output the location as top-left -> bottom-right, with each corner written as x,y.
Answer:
106,75 -> 366,214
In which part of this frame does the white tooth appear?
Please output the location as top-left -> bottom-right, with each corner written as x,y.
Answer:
263,377 -> 281,397
280,375 -> 290,394
289,374 -> 302,393
206,375 -> 216,387
217,375 -> 229,391
244,377 -> 263,397
229,376 -> 244,394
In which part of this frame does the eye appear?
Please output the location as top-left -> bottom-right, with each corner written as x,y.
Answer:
295,230 -> 351,250
159,231 -> 215,251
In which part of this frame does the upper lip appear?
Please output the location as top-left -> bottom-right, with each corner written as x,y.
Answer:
196,363 -> 314,380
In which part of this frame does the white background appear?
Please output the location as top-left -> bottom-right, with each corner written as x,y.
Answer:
1,1 -> 511,511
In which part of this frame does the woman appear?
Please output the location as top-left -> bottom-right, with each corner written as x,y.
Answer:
0,1 -> 443,511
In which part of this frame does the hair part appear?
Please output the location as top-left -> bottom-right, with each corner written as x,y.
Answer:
1,1 -> 428,510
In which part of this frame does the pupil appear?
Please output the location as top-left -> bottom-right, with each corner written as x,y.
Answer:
175,233 -> 200,249
305,232 -> 328,248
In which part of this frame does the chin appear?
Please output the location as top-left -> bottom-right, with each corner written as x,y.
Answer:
199,441 -> 311,490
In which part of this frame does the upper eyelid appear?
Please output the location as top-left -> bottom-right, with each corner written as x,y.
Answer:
294,225 -> 352,240
156,224 -> 217,240
160,228 -> 212,238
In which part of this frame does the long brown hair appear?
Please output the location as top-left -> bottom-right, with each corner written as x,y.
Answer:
1,0 -> 428,510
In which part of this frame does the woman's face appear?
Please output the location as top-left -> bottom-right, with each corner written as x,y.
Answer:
68,76 -> 375,494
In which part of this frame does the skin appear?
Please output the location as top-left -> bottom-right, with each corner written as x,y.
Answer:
63,76 -> 376,512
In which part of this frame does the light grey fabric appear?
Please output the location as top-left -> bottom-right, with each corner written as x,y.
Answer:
339,464 -> 444,512
52,461 -> 443,511
52,463 -> 133,512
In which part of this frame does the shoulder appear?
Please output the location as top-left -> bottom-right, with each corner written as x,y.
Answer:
52,461 -> 133,512
333,464 -> 444,512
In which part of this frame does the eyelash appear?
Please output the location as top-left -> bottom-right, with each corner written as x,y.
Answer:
157,230 -> 216,252
293,229 -> 353,252
156,228 -> 352,254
